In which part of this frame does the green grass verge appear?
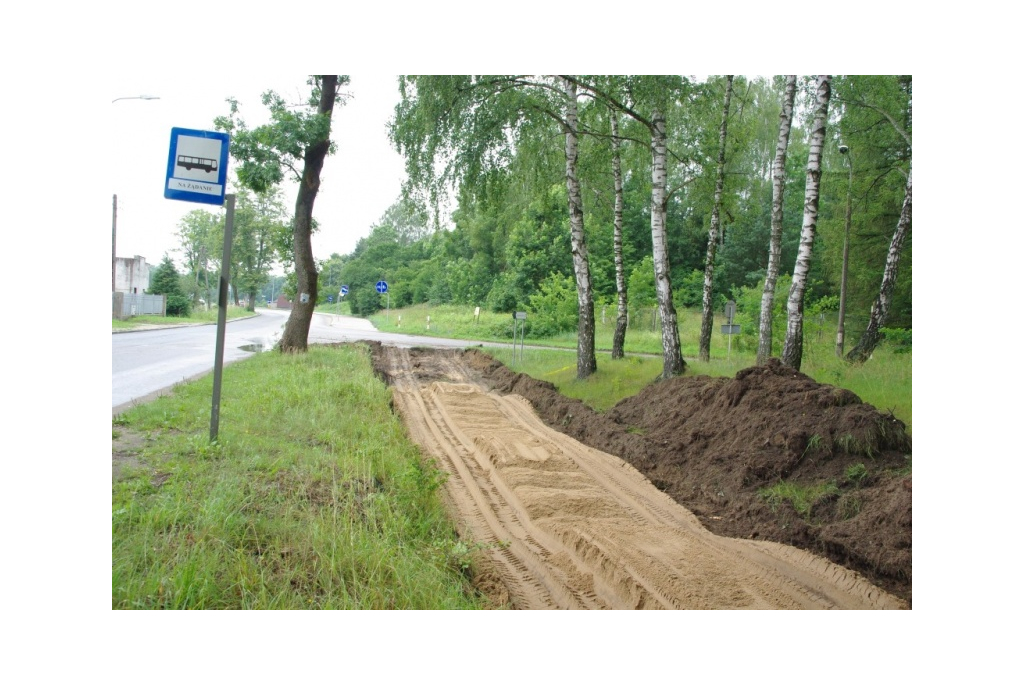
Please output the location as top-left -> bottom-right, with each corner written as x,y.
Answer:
112,344 -> 490,609
113,305 -> 253,330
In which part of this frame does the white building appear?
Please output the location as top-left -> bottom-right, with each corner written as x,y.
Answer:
114,255 -> 152,294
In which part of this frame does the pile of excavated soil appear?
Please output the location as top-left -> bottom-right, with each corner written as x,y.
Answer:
461,351 -> 912,605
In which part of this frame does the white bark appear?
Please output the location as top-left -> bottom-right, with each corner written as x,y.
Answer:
562,77 -> 596,378
757,75 -> 797,365
781,75 -> 831,371
847,165 -> 911,363
699,76 -> 734,362
650,109 -> 685,377
611,110 -> 628,359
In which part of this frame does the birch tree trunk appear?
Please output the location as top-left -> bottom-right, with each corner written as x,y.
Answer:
562,77 -> 597,379
757,75 -> 797,365
610,110 -> 628,359
650,109 -> 685,378
280,75 -> 338,353
699,75 -> 734,362
846,166 -> 911,363
781,75 -> 831,371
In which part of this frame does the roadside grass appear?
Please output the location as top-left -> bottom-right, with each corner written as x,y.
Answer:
112,344 -> 490,609
369,303 -> 911,432
112,305 -> 253,330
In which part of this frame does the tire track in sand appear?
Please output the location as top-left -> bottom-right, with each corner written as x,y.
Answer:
377,345 -> 907,610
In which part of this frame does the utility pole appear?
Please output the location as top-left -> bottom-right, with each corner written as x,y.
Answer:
111,194 -> 117,291
836,144 -> 853,357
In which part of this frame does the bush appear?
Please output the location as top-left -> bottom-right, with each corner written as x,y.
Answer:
166,294 -> 191,317
881,327 -> 912,353
528,274 -> 577,336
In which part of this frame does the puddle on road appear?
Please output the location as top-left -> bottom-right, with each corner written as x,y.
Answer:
240,339 -> 278,353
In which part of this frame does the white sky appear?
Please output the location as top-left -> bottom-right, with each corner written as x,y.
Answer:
107,75 -> 406,271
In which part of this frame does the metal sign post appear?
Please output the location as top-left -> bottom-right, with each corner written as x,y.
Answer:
720,300 -> 739,359
210,194 -> 235,442
512,311 -> 527,364
376,280 -> 389,323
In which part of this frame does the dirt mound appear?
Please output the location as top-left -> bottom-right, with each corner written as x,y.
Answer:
462,350 -> 912,605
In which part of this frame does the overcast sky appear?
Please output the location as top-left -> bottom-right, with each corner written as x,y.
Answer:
108,75 -> 406,271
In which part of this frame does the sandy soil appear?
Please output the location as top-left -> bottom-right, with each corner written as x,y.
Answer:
369,343 -> 908,610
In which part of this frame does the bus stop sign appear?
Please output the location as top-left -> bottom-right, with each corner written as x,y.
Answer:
164,127 -> 230,206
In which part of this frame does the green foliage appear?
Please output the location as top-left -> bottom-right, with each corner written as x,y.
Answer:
230,188 -> 288,309
149,256 -> 191,317
214,77 -> 350,193
674,269 -> 713,309
527,273 -> 578,337
881,327 -> 912,353
627,256 -> 657,307
165,294 -> 192,318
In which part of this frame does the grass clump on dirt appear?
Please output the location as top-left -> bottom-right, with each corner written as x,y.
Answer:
112,343 -> 490,609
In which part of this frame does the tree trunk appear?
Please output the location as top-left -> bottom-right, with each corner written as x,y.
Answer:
699,76 -> 734,362
847,166 -> 911,363
781,75 -> 831,371
650,109 -> 685,378
757,75 -> 797,365
610,110 -> 628,359
562,78 -> 597,379
280,75 -> 338,353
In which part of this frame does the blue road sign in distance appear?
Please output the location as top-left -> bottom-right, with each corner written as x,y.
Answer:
164,128 -> 230,206
340,285 -> 349,296
376,280 -> 388,294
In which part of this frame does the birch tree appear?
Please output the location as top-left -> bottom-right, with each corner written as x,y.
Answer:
698,76 -> 734,362
781,75 -> 831,371
609,109 -> 628,359
847,166 -> 911,362
757,75 -> 798,365
842,79 -> 913,363
560,78 -> 597,377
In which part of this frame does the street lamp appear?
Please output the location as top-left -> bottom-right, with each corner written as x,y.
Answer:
111,95 -> 160,291
111,95 -> 160,103
836,144 -> 853,357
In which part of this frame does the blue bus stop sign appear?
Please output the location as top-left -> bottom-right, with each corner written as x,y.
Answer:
376,280 -> 388,294
164,127 -> 230,206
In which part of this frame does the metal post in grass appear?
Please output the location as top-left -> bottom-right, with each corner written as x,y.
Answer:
512,311 -> 527,364
721,300 -> 739,359
210,194 -> 235,442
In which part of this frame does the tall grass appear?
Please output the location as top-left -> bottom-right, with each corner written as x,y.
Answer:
112,344 -> 489,609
